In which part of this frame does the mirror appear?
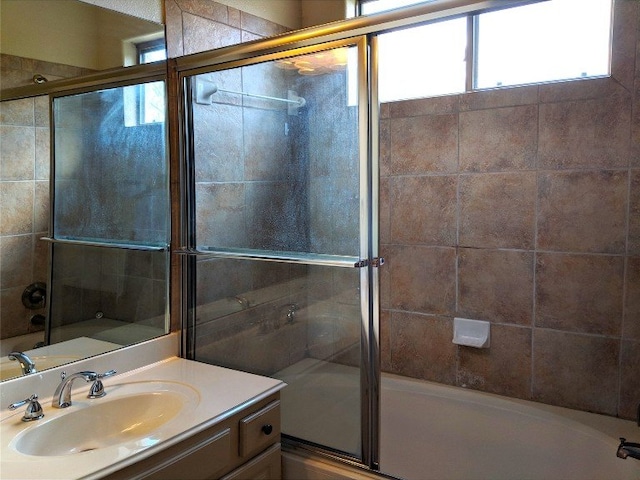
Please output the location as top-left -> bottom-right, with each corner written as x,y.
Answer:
0,0 -> 165,89
0,0 -> 167,382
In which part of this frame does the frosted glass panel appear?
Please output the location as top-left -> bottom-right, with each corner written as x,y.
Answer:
192,47 -> 359,256
53,81 -> 168,246
376,18 -> 467,102
476,0 -> 612,88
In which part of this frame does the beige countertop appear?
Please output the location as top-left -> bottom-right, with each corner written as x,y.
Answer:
1,357 -> 285,480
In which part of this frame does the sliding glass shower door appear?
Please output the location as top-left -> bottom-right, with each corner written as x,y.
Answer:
182,37 -> 378,464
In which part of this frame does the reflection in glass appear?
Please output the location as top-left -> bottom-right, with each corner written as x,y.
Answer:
49,244 -> 168,346
53,82 -> 168,246
48,80 -> 169,355
193,260 -> 362,456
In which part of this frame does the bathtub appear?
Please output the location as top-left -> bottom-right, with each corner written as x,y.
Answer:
277,359 -> 640,480
380,373 -> 640,480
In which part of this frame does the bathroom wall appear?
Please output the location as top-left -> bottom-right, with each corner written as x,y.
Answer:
0,54 -> 94,89
0,94 -> 50,340
164,0 -> 291,59
379,0 -> 639,420
0,53 -> 93,341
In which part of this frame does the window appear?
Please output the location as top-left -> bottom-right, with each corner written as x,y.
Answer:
360,0 -> 434,15
137,39 -> 167,65
360,0 -> 613,102
475,0 -> 612,88
136,39 -> 167,124
377,17 -> 467,102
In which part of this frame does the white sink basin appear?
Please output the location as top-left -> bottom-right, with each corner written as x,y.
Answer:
9,381 -> 199,457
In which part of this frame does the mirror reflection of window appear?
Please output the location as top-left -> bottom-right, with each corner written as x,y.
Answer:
137,39 -> 167,64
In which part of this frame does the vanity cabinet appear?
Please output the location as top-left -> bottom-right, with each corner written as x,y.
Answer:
104,393 -> 281,480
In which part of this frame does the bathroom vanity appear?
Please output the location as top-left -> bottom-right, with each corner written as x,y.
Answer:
104,392 -> 282,479
1,355 -> 285,480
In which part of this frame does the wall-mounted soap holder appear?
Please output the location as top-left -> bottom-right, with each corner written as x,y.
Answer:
453,317 -> 490,348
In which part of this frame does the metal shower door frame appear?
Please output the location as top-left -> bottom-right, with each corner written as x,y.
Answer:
175,35 -> 380,467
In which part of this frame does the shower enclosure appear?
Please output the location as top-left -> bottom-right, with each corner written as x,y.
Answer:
179,36 -> 381,466
47,73 -> 170,349
175,0 -> 633,475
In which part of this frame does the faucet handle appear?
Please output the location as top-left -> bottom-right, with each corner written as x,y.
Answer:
88,369 -> 117,399
9,394 -> 44,422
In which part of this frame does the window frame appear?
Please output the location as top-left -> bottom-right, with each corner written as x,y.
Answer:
358,0 -> 612,100
136,38 -> 167,65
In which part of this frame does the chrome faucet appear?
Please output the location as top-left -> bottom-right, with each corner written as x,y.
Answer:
617,438 -> 640,461
52,371 -> 98,408
8,351 -> 36,375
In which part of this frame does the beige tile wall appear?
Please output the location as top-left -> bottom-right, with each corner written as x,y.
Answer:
0,95 -> 49,339
380,0 -> 639,420
164,0 -> 289,59
1,52 -> 96,340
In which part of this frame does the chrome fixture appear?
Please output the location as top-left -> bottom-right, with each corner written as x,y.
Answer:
8,351 -> 36,375
9,394 -> 44,422
30,314 -> 45,326
32,74 -> 48,84
617,438 -> 640,461
284,303 -> 298,325
88,370 -> 117,399
21,282 -> 46,310
194,78 -> 306,115
52,371 -> 98,408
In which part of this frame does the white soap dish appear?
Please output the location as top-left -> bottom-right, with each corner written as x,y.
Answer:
453,317 -> 490,348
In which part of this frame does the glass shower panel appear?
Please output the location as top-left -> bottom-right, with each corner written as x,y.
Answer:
48,243 -> 168,346
53,81 -> 168,246
189,43 -> 365,459
193,259 -> 362,456
192,46 -> 359,257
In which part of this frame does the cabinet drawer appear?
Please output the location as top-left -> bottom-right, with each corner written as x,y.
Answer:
239,400 -> 280,458
145,427 -> 231,480
221,443 -> 281,480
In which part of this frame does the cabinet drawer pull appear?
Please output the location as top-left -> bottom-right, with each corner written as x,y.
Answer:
239,400 -> 280,457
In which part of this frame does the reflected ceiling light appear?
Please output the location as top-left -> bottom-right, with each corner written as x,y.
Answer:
276,48 -> 349,76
